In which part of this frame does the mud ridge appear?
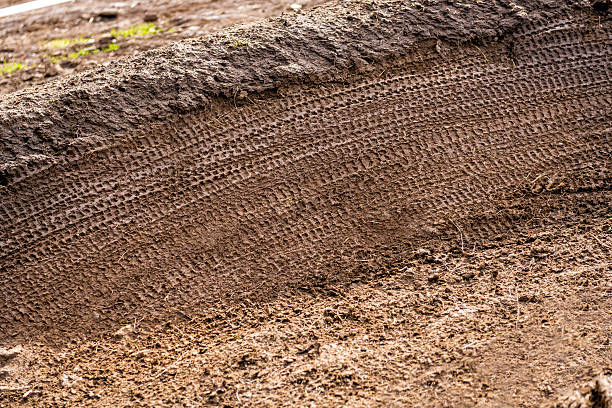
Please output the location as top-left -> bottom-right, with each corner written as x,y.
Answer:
0,0 -> 611,341
0,0 -> 592,168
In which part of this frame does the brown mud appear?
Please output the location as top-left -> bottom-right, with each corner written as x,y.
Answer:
4,0 -> 592,164
0,216 -> 610,407
0,0 -> 611,406
2,0 -> 610,339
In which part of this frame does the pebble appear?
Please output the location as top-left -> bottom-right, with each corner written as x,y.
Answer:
0,345 -> 22,364
97,34 -> 114,48
114,324 -> 135,339
60,59 -> 79,69
61,373 -> 83,388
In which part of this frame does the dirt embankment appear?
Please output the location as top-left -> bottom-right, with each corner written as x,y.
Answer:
0,0 -> 610,406
0,0 -> 595,166
1,0 -> 610,340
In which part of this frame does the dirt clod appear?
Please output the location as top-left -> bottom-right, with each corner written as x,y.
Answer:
61,373 -> 83,388
0,346 -> 22,365
113,325 -> 135,340
550,373 -> 612,408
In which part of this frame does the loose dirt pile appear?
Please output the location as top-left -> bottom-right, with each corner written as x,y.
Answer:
0,0 -> 610,406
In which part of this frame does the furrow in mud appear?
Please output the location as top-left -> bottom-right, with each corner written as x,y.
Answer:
0,0 -> 611,341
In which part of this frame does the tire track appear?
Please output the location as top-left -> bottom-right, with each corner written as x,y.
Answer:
0,3 -> 611,341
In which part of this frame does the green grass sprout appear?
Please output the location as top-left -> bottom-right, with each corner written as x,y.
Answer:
42,36 -> 92,50
111,23 -> 162,38
0,61 -> 26,76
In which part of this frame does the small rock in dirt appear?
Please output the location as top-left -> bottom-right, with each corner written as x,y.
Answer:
289,3 -> 302,11
518,294 -> 538,303
60,60 -> 79,69
22,389 -> 41,399
0,369 -> 11,379
97,34 -> 114,48
61,373 -> 83,388
114,324 -> 135,339
461,272 -> 476,281
87,391 -> 101,399
296,342 -> 320,356
414,248 -> 431,258
0,345 -> 22,365
428,273 -> 441,283
144,14 -> 158,22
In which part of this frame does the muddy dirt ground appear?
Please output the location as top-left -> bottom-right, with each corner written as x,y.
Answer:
0,0 -> 327,94
0,0 -> 611,407
1,216 -> 610,407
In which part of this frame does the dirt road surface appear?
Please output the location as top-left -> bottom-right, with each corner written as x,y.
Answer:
0,0 -> 610,406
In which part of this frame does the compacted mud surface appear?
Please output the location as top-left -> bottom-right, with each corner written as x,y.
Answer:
0,0 -> 610,406
0,217 -> 610,407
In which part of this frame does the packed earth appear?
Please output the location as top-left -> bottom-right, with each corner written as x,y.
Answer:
0,0 -> 610,407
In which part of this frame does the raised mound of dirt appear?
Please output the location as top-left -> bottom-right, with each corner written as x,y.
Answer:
0,0 -> 597,165
0,0 -> 610,406
1,0 -> 610,342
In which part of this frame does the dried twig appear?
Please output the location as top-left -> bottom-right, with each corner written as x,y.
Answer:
154,349 -> 190,379
448,217 -> 464,252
